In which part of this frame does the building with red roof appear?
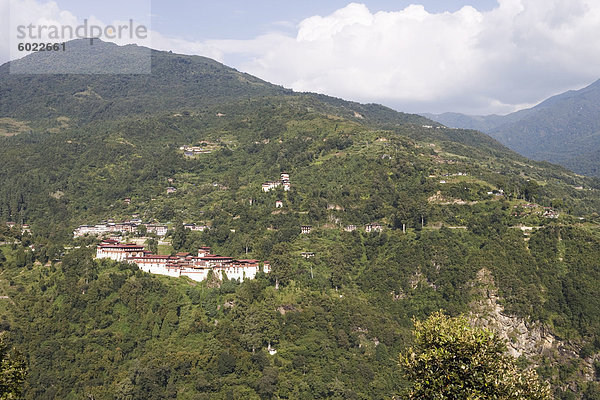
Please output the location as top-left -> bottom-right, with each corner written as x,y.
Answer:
96,240 -> 269,282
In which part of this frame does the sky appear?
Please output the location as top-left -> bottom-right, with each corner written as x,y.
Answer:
2,0 -> 600,115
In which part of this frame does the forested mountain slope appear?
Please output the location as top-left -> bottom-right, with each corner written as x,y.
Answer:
0,39 -> 431,131
0,40 -> 599,399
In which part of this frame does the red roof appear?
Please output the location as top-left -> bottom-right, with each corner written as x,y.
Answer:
202,256 -> 233,260
129,255 -> 171,260
99,244 -> 144,249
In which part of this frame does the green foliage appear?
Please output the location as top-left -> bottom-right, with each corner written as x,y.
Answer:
269,242 -> 294,287
1,253 -> 411,399
0,40 -> 599,399
0,333 -> 27,400
399,312 -> 551,400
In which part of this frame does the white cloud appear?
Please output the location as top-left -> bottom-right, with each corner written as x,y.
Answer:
199,0 -> 600,114
2,0 -> 600,114
5,0 -> 78,60
2,0 -> 152,63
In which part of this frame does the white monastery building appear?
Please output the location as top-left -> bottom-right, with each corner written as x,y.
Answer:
74,221 -> 169,237
262,172 -> 291,192
96,240 -> 270,282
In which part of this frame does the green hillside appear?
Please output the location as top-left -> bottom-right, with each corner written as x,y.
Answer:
1,40 -> 600,399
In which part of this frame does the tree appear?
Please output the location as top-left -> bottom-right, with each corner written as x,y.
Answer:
328,245 -> 349,290
399,312 -> 551,400
146,238 -> 158,254
257,367 -> 278,398
0,334 -> 27,400
14,249 -> 25,268
270,242 -> 294,288
137,224 -> 148,237
171,224 -> 188,251
241,305 -> 279,352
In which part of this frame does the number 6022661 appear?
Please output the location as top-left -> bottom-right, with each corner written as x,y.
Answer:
17,42 -> 66,52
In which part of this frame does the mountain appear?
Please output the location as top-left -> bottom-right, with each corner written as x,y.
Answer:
1,40 -> 600,399
0,39 -> 288,128
423,79 -> 600,177
1,39 -> 433,131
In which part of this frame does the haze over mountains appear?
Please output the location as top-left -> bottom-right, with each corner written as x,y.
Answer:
424,79 -> 600,177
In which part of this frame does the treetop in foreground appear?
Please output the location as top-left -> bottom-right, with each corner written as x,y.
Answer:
399,312 -> 551,400
0,333 -> 26,400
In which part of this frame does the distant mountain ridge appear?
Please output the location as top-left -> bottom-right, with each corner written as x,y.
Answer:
0,39 -> 430,130
423,79 -> 600,177
0,39 -> 289,126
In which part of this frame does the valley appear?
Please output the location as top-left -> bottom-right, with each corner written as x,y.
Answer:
0,40 -> 599,399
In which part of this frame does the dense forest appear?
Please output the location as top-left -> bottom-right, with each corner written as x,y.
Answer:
1,40 -> 600,398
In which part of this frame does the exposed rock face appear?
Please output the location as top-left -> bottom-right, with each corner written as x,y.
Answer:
469,268 -> 561,360
468,268 -> 600,394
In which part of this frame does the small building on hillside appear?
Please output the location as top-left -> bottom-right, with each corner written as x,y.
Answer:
263,173 -> 291,192
262,181 -> 281,192
543,209 -> 559,219
184,223 -> 208,232
301,225 -> 312,234
344,225 -> 357,232
73,225 -> 105,237
114,222 -> 136,233
145,224 -> 168,236
365,223 -> 383,233
166,187 -> 177,194
275,200 -> 283,208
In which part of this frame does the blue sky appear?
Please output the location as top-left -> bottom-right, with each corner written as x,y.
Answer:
4,0 -> 600,115
53,0 -> 499,40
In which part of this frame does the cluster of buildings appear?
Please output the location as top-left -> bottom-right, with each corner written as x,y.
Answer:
74,221 -> 168,237
75,221 -> 211,238
180,143 -> 217,157
262,173 -> 291,192
96,239 -> 270,282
